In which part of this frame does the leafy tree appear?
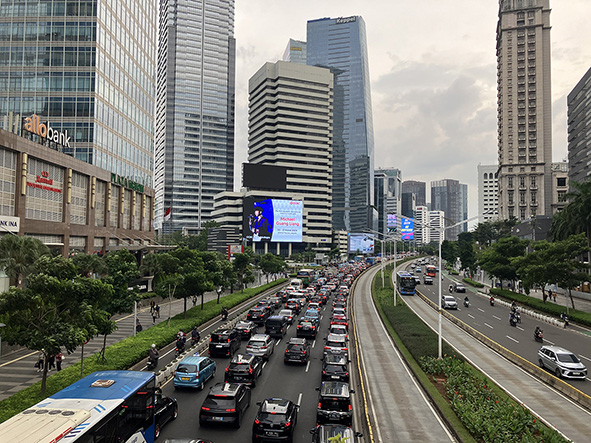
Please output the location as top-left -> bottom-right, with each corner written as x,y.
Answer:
259,253 -> 285,283
457,232 -> 477,275
0,255 -> 113,393
72,253 -> 107,277
477,236 -> 529,287
0,235 -> 50,287
472,219 -> 517,246
232,253 -> 251,291
441,240 -> 459,265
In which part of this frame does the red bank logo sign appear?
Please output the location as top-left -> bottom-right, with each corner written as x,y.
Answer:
24,114 -> 71,148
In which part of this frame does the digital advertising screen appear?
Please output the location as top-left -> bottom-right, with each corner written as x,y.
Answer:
242,163 -> 287,191
348,233 -> 375,254
243,197 -> 303,243
387,213 -> 397,233
400,217 -> 414,240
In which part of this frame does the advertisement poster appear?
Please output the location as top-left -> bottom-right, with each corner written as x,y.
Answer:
400,217 -> 414,240
348,233 -> 375,254
243,198 -> 303,243
387,213 -> 397,233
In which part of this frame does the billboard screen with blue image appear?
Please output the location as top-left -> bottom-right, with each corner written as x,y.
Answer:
400,217 -> 414,240
243,197 -> 303,243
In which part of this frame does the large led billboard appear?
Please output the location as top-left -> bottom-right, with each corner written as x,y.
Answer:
400,217 -> 414,240
243,197 -> 303,243
387,213 -> 397,233
242,163 -> 287,191
348,233 -> 375,254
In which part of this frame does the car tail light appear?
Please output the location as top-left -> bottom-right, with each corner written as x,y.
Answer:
348,405 -> 352,411
210,337 -> 213,342
261,346 -> 267,350
322,371 -> 326,375
226,408 -> 236,412
249,367 -> 253,374
285,349 -> 289,353
227,338 -> 231,343
297,325 -> 301,328
284,421 -> 291,427
324,346 -> 329,350
318,402 -> 321,408
254,418 -> 260,424
201,407 -> 210,411
225,367 -> 229,372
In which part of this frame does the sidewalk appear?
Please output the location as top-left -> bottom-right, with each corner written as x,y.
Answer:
0,287 -> 233,401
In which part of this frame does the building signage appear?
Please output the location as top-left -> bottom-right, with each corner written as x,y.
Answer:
336,16 -> 356,24
24,114 -> 71,148
111,173 -> 145,193
27,170 -> 62,193
0,216 -> 20,233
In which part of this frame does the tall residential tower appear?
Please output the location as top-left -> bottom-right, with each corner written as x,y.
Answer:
496,0 -> 552,221
155,0 -> 236,233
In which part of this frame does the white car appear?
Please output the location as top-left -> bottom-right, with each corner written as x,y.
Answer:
441,296 -> 458,310
278,309 -> 294,325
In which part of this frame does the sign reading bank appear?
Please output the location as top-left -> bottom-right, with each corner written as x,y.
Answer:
24,114 -> 71,148
0,216 -> 20,233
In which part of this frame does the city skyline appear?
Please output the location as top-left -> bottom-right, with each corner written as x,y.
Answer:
234,0 -> 591,223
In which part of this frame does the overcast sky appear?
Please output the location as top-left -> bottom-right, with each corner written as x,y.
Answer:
233,0 -> 591,221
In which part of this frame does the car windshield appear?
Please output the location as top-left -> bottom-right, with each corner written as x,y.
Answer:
319,398 -> 349,411
248,341 -> 266,348
176,364 -> 197,373
557,353 -> 580,363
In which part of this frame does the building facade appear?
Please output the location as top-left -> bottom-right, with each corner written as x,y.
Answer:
374,168 -> 401,235
496,0 -> 553,221
282,38 -> 307,64
306,16 -> 375,233
428,210 -> 445,245
402,180 -> 427,207
248,61 -> 333,249
567,67 -> 591,185
477,164 -> 499,223
0,129 -> 154,256
430,179 -> 467,241
550,161 -> 568,213
414,205 -> 430,245
155,0 -> 236,233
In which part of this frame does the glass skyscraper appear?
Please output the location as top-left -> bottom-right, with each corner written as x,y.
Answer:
155,0 -> 236,233
0,0 -> 157,187
306,15 -> 375,233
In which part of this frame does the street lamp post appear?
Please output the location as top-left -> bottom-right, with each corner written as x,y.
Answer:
367,228 -> 398,305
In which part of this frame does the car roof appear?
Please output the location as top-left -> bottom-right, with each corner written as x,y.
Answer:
320,381 -> 350,397
324,353 -> 347,364
541,345 -> 575,354
267,315 -> 286,321
250,334 -> 271,340
209,382 -> 241,396
230,354 -> 256,364
279,309 -> 293,314
261,398 -> 291,413
178,355 -> 207,365
288,337 -> 307,345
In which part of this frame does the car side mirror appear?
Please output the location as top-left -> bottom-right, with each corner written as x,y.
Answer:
350,389 -> 355,393
256,401 -> 262,406
315,387 -> 320,391
355,432 -> 363,437
309,428 -> 316,435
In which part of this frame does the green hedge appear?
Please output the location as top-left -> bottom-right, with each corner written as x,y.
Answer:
463,278 -> 484,288
0,279 -> 286,424
490,288 -> 591,328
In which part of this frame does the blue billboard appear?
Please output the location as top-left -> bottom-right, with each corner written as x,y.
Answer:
400,217 -> 414,240
243,197 -> 303,243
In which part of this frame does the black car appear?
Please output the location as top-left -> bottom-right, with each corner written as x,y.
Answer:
248,307 -> 270,325
225,353 -> 264,387
235,320 -> 258,339
423,276 -> 433,285
265,315 -> 288,338
284,338 -> 311,364
209,329 -> 241,357
316,382 -> 354,425
296,319 -> 318,338
310,424 -> 362,443
252,398 -> 299,443
154,388 -> 178,439
199,382 -> 251,428
321,361 -> 349,382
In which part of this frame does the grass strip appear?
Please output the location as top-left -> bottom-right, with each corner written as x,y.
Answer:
0,279 -> 286,423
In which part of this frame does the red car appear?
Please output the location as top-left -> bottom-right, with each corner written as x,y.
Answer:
330,314 -> 348,330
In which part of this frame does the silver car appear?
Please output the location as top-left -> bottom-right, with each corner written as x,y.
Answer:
538,345 -> 587,379
246,334 -> 275,360
441,295 -> 458,309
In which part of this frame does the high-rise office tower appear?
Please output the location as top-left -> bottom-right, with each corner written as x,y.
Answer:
307,16 -> 375,233
415,206 -> 430,245
567,67 -> 591,185
402,180 -> 427,207
248,61 -> 333,247
0,0 -> 157,187
374,168 -> 402,234
155,0 -> 236,233
282,39 -> 307,64
496,0 -> 552,221
431,179 -> 467,241
478,164 -> 499,223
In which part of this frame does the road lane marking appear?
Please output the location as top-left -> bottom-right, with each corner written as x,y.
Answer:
312,340 -> 316,348
305,361 -> 311,372
468,314 -> 475,319
275,339 -> 281,346
578,354 -> 591,362
297,392 -> 302,406
493,315 -> 502,321
544,339 -> 555,345
517,326 -> 524,331
478,308 -> 485,313
507,335 -> 519,344
484,323 -> 494,329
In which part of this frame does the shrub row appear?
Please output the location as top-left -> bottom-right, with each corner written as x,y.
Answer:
420,356 -> 566,443
463,278 -> 484,288
0,279 -> 286,424
490,288 -> 591,328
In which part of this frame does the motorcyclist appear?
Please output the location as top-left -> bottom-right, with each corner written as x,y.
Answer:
176,332 -> 186,354
148,344 -> 159,368
534,326 -> 542,337
449,284 -> 454,294
511,301 -> 517,312
221,306 -> 229,320
489,296 -> 495,305
191,326 -> 201,344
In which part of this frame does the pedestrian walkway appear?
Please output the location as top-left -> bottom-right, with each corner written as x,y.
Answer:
0,288 -> 228,401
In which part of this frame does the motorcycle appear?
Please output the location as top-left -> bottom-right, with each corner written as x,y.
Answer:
534,329 -> 544,343
560,313 -> 569,328
175,338 -> 186,358
515,311 -> 521,323
147,356 -> 158,370
489,297 -> 495,307
221,308 -> 229,321
463,299 -> 470,308
509,313 -> 517,327
191,335 -> 200,347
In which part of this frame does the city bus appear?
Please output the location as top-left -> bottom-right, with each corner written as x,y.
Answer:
296,268 -> 315,287
425,265 -> 437,277
397,271 -> 417,295
0,370 -> 157,443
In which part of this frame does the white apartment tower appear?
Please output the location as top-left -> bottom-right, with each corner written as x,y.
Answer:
415,206 -> 430,245
478,164 -> 499,223
248,61 -> 333,247
429,211 -> 445,245
496,0 -> 552,221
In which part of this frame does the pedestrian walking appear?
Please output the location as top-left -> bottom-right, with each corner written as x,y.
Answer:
35,350 -> 45,372
138,300 -> 142,310
553,292 -> 557,302
152,310 -> 157,324
136,318 -> 143,333
55,352 -> 63,371
150,300 -> 155,314
155,304 -> 160,318
47,354 -> 55,371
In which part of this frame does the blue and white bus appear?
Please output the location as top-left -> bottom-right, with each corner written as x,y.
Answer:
397,271 -> 416,295
0,370 -> 157,443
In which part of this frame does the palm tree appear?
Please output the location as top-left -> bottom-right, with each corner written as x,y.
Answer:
0,235 -> 49,287
550,180 -> 591,244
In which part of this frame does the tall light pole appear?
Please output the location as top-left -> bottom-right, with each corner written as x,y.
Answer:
366,229 -> 385,287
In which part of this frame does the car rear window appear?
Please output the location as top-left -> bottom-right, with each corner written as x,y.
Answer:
259,412 -> 288,423
325,364 -> 346,372
266,319 -> 284,326
203,397 -> 235,408
176,364 -> 197,373
248,340 -> 266,348
211,334 -> 229,343
229,362 -> 250,371
320,398 -> 349,411
287,344 -> 305,352
326,341 -> 345,348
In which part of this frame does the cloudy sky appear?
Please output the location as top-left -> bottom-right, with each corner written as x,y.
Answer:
233,0 -> 591,221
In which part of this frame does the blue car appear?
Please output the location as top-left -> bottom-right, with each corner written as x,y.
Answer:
173,354 -> 216,390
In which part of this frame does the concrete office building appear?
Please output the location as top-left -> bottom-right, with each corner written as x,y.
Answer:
478,164 -> 499,223
414,206 -> 430,245
429,210 -> 445,245
496,0 -> 553,221
155,0 -> 236,233
567,67 -> 591,185
401,192 -> 416,219
431,179 -> 467,241
374,168 -> 401,235
0,0 -> 156,189
307,16 -> 375,233
402,180 -> 427,207
282,38 -> 307,64
248,61 -> 333,249
550,161 -> 568,213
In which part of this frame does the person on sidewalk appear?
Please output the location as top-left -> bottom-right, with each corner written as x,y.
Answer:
150,300 -> 155,314
155,304 -> 160,318
36,351 -> 45,372
47,354 -> 55,372
136,318 -> 143,333
152,310 -> 157,324
55,352 -> 63,371
553,292 -> 557,302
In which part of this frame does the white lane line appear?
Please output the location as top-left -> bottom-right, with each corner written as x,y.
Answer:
493,315 -> 502,321
305,361 -> 311,372
468,314 -> 475,319
478,308 -> 485,313
263,361 -> 268,369
297,392 -> 303,406
484,323 -> 494,329
507,335 -> 520,344
579,355 -> 591,362
312,340 -> 316,348
544,339 -> 555,345
275,339 -> 281,346
517,326 -> 524,331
